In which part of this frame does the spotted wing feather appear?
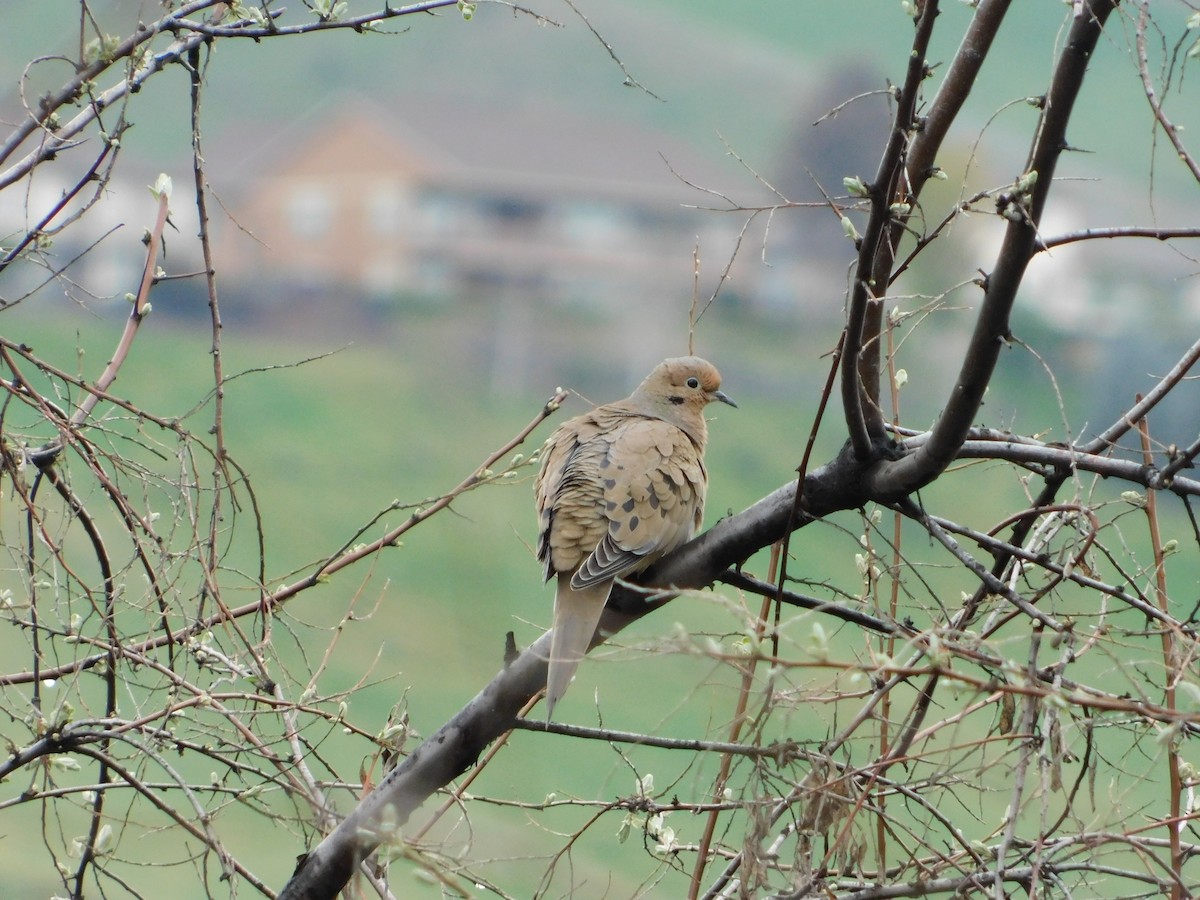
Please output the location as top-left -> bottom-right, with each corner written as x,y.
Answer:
571,416 -> 707,589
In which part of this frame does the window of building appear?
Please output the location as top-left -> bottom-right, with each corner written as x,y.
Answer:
286,184 -> 334,239
366,182 -> 407,235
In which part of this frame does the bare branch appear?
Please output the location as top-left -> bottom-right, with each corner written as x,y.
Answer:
866,0 -> 1119,499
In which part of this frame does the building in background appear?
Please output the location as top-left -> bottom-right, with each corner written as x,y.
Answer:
215,96 -> 758,310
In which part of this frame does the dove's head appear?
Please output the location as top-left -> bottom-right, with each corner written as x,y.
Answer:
630,356 -> 735,442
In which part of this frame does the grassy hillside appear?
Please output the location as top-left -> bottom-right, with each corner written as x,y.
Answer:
3,290 -> 1194,895
2,4 -> 1198,896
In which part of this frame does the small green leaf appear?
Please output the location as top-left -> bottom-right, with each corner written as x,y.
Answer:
149,173 -> 172,202
842,176 -> 870,198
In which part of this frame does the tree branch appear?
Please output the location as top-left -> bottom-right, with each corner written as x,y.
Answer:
841,0 -> 941,459
866,0 -> 1120,499
906,0 -> 1014,197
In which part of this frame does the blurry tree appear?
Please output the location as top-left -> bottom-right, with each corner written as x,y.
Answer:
3,2 -> 1200,899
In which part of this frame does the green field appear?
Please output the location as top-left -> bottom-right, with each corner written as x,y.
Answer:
3,2 -> 1198,890
2,290 -> 1196,896
0,300 -> 848,896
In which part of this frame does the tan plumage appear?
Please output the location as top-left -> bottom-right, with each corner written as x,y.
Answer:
534,356 -> 735,719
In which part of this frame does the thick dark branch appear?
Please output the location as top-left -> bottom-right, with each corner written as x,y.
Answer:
907,0 -> 1013,196
276,447 -> 877,899
278,382 -> 1198,897
279,19 -> 1147,895
900,428 -> 1200,496
841,1 -> 941,459
277,635 -> 549,899
866,0 -> 1119,500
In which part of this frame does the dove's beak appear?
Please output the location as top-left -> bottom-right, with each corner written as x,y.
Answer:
712,390 -> 737,408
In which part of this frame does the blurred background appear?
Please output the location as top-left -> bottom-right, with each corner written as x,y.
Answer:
2,1 -> 1199,895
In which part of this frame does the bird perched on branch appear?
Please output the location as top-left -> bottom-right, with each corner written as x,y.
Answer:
534,356 -> 735,719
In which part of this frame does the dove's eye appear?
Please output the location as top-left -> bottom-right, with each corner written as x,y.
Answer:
686,377 -> 700,389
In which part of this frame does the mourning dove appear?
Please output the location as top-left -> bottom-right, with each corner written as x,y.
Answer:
534,356 -> 735,718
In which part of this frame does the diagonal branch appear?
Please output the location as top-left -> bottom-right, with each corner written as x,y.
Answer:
906,0 -> 1014,197
274,443 -> 882,899
841,0 -> 941,459
865,0 -> 1120,500
277,362 -> 1199,897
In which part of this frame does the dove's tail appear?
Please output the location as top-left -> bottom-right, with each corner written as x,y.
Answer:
546,575 -> 612,720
